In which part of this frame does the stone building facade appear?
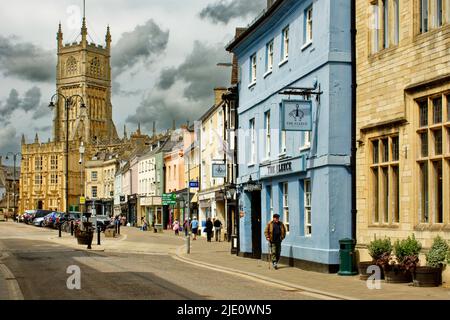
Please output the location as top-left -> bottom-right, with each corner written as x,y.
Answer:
356,0 -> 450,254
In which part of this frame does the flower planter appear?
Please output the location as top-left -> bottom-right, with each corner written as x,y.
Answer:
358,261 -> 385,280
75,222 -> 94,246
413,266 -> 442,287
76,230 -> 93,245
384,265 -> 412,283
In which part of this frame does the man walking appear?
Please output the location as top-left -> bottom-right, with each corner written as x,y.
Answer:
190,216 -> 199,240
264,213 -> 286,270
213,218 -> 223,242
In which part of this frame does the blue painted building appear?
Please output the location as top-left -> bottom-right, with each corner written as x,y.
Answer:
226,0 -> 352,272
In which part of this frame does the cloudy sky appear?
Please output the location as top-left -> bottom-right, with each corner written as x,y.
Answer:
0,0 -> 266,160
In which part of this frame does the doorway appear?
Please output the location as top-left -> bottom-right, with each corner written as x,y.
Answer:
37,200 -> 43,210
251,191 -> 262,259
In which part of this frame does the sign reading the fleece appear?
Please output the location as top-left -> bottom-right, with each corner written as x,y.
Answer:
282,100 -> 312,131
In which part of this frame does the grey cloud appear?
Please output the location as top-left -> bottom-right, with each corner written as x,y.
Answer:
33,125 -> 51,132
0,89 -> 20,118
0,125 -> 20,154
0,35 -> 55,82
158,41 -> 231,101
112,81 -> 143,97
125,94 -> 186,133
0,87 -> 44,119
157,67 -> 177,90
112,20 -> 169,77
32,102 -> 51,120
199,0 -> 266,24
21,86 -> 41,112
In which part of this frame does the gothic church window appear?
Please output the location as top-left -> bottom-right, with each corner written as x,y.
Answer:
66,57 -> 78,76
90,57 -> 102,77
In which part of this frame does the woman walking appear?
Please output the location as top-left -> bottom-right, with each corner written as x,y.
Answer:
173,219 -> 180,236
205,217 -> 213,242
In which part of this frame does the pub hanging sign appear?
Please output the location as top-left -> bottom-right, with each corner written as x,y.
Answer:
282,100 -> 312,131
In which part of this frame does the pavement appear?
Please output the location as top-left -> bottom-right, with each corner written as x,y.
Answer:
2,222 -> 450,300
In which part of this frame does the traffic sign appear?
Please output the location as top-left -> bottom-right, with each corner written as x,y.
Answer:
80,196 -> 86,205
189,181 -> 199,188
162,193 -> 176,205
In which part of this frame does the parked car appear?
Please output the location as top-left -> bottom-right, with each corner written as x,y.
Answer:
33,216 -> 46,227
91,215 -> 111,232
32,210 -> 53,224
23,210 -> 36,224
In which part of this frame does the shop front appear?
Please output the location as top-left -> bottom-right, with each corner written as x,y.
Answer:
149,196 -> 163,231
139,196 -> 152,226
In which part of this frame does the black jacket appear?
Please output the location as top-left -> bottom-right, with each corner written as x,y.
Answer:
213,220 -> 222,228
205,220 -> 213,232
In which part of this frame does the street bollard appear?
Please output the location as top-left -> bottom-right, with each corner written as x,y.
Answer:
97,226 -> 101,245
58,222 -> 62,238
70,220 -> 74,236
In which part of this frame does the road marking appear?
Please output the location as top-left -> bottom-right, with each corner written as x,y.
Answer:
173,245 -> 357,301
0,263 -> 24,300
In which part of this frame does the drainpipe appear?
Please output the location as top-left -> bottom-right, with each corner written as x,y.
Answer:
351,0 -> 357,242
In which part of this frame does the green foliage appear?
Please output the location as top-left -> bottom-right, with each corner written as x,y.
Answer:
394,234 -> 422,264
367,237 -> 392,261
426,235 -> 449,268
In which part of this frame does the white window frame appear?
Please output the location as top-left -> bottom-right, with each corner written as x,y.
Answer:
250,54 -> 257,85
202,126 -> 206,151
209,119 -> 213,145
283,182 -> 289,233
269,186 -> 274,216
91,171 -> 98,182
305,6 -> 313,44
281,26 -> 289,63
266,40 -> 274,74
301,131 -> 311,150
265,111 -> 271,159
249,118 -> 256,165
304,179 -> 312,236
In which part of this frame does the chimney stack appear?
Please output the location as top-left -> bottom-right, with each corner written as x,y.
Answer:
214,88 -> 227,106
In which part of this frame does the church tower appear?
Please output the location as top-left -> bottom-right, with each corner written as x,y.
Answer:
53,14 -> 118,144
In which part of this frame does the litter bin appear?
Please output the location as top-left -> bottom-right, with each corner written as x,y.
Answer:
230,235 -> 238,254
338,238 -> 358,276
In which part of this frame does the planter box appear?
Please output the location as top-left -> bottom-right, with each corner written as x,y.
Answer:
384,266 -> 412,283
358,261 -> 385,280
413,267 -> 442,287
76,230 -> 93,245
105,228 -> 116,238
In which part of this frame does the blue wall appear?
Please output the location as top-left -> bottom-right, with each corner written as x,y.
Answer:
234,0 -> 352,267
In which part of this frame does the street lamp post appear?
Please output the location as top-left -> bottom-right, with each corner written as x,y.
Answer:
186,152 -> 191,254
5,152 -> 22,222
48,93 -> 86,222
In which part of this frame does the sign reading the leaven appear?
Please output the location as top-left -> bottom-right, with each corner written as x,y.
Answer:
282,100 -> 312,131
212,164 -> 227,178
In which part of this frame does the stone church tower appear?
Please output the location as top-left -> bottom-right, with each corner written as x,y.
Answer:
19,16 -> 125,214
53,18 -> 118,144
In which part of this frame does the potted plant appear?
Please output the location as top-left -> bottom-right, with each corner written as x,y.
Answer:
359,237 -> 392,280
413,236 -> 449,287
75,222 -> 94,247
384,234 -> 422,283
